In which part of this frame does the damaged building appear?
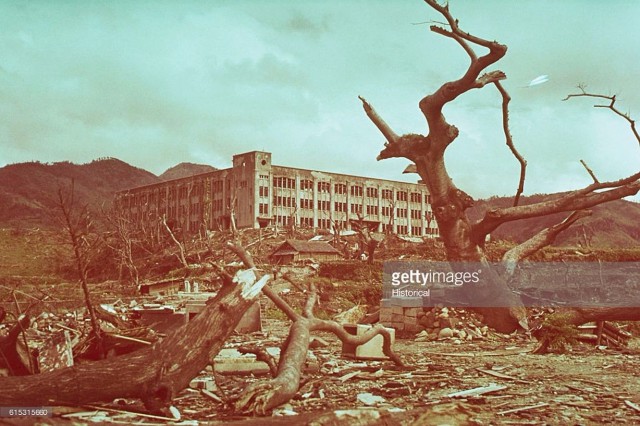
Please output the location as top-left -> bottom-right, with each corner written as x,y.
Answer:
114,151 -> 439,236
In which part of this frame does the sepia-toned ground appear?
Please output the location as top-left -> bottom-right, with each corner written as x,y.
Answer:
2,228 -> 640,425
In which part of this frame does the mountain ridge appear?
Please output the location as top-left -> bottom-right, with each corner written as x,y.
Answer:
0,158 -> 638,248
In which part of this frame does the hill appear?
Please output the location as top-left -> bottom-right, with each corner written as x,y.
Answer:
160,163 -> 217,181
1,158 -> 638,248
467,194 -> 640,248
0,158 -> 159,228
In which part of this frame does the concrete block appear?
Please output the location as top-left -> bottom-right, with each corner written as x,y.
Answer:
213,347 -> 318,375
391,306 -> 404,316
392,313 -> 405,323
404,307 -> 420,318
213,349 -> 270,375
379,308 -> 393,322
341,324 -> 396,360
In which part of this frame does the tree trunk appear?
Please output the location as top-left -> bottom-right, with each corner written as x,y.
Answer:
0,270 -> 270,413
0,314 -> 35,376
546,307 -> 640,326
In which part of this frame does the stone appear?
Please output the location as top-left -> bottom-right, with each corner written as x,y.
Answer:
438,328 -> 454,339
439,317 -> 452,329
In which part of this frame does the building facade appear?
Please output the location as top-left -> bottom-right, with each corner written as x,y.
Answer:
115,151 -> 439,237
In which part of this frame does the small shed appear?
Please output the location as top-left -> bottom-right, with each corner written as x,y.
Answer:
270,240 -> 342,264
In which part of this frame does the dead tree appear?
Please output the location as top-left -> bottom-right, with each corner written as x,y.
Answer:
104,210 -> 140,287
359,1 -> 640,332
353,213 -> 380,263
0,266 -> 270,412
222,241 -> 403,415
56,182 -> 105,356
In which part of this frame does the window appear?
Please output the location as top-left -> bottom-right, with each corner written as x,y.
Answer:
366,205 -> 379,215
300,199 -> 313,210
350,204 -> 363,214
301,179 -> 313,190
259,186 -> 269,197
382,189 -> 393,200
259,203 -> 269,215
411,210 -> 422,220
334,201 -> 347,212
350,185 -> 363,197
396,208 -> 407,218
410,192 -> 422,203
366,187 -> 378,198
396,191 -> 408,202
318,200 -> 330,210
334,183 -> 346,194
274,177 -> 296,189
318,181 -> 331,192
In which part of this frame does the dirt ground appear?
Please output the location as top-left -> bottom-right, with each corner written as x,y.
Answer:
158,318 -> 639,426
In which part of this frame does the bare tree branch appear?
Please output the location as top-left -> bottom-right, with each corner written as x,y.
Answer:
358,96 -> 400,146
502,210 -> 592,275
580,159 -> 599,184
564,86 -> 640,146
495,81 -> 527,206
472,175 -> 640,242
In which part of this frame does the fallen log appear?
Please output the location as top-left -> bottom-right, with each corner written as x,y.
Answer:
0,269 -> 270,413
533,307 -> 640,354
235,284 -> 403,415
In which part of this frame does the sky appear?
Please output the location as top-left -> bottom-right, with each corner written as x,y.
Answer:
0,0 -> 639,200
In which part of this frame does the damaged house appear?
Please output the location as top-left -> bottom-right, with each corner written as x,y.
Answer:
270,240 -> 342,264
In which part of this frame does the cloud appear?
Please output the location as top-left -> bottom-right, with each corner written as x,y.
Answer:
0,0 -> 637,201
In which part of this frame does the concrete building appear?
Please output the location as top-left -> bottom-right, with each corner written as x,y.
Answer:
115,151 -> 439,237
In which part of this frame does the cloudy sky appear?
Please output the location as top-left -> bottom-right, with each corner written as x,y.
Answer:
1,0 -> 638,200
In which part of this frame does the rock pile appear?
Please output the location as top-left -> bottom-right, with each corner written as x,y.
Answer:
379,305 -> 490,340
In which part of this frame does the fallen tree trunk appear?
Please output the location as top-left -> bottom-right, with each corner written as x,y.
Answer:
533,307 -> 640,354
0,269 -> 270,413
235,285 -> 403,415
549,308 -> 640,325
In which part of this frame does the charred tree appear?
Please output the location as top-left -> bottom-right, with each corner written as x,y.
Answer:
359,1 -> 639,332
0,268 -> 270,413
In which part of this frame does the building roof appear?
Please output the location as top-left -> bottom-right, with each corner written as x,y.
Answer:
271,240 -> 341,257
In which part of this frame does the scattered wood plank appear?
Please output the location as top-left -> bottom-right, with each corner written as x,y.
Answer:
447,383 -> 507,398
625,400 -> 640,413
498,402 -> 549,416
476,368 -> 528,384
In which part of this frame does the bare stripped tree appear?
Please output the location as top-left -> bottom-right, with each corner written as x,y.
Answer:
55,181 -> 105,356
359,0 -> 640,332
